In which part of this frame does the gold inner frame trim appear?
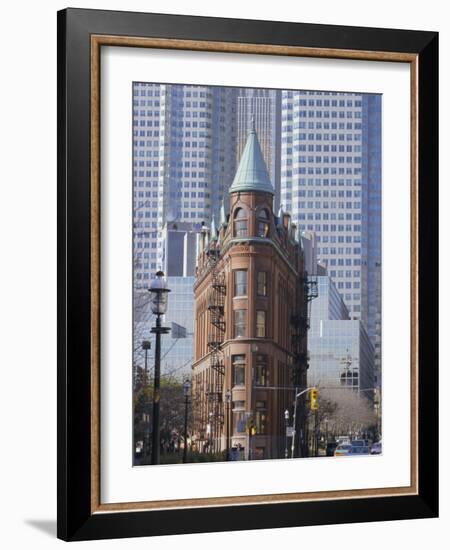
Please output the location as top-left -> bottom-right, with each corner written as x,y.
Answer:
90,34 -> 419,514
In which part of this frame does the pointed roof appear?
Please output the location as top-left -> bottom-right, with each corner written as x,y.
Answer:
229,117 -> 274,195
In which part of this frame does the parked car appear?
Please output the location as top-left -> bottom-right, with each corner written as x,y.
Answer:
336,436 -> 351,445
370,441 -> 382,455
350,444 -> 370,455
334,443 -> 352,457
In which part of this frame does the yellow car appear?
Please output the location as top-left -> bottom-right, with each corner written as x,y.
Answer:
334,444 -> 352,457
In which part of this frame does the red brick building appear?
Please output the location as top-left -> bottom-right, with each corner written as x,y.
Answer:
192,124 -> 308,460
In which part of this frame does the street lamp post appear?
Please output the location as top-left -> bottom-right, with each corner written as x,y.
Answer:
142,340 -> 151,377
142,340 -> 151,457
183,379 -> 191,463
148,271 -> 171,465
284,409 -> 290,458
225,389 -> 232,461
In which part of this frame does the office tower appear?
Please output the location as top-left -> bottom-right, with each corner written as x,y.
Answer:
364,95 -> 382,386
133,83 -> 237,290
307,276 -> 375,399
301,230 -> 319,275
236,88 -> 282,208
160,221 -> 198,277
280,91 -> 381,384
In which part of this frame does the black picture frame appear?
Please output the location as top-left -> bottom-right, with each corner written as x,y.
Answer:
57,7 -> 438,541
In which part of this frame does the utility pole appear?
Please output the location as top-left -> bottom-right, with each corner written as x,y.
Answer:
291,387 -> 317,458
314,409 -> 319,457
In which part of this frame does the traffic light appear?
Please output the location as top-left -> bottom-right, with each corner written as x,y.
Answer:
310,387 -> 319,410
246,417 -> 256,435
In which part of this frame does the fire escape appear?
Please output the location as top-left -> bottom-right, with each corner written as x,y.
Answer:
291,276 -> 318,386
205,243 -> 226,453
290,275 -> 318,457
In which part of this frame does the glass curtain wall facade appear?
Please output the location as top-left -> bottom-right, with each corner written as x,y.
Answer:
133,83 -> 237,290
307,276 -> 375,397
364,95 -> 382,385
280,91 -> 381,387
134,277 -> 195,379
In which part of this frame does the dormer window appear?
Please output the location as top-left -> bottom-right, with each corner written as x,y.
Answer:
234,208 -> 248,237
257,208 -> 270,238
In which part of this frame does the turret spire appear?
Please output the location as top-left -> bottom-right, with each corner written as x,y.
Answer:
229,125 -> 274,195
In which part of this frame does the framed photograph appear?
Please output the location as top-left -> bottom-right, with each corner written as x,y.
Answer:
57,8 -> 438,541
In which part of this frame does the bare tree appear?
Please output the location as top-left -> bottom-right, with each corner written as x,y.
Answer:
315,388 -> 376,439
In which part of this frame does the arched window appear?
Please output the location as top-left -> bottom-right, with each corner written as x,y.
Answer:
233,208 -> 248,237
257,209 -> 270,238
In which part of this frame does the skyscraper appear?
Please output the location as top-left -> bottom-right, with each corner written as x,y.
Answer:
236,88 -> 281,208
280,91 -> 381,384
160,221 -> 198,277
133,83 -> 237,290
307,276 -> 375,398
